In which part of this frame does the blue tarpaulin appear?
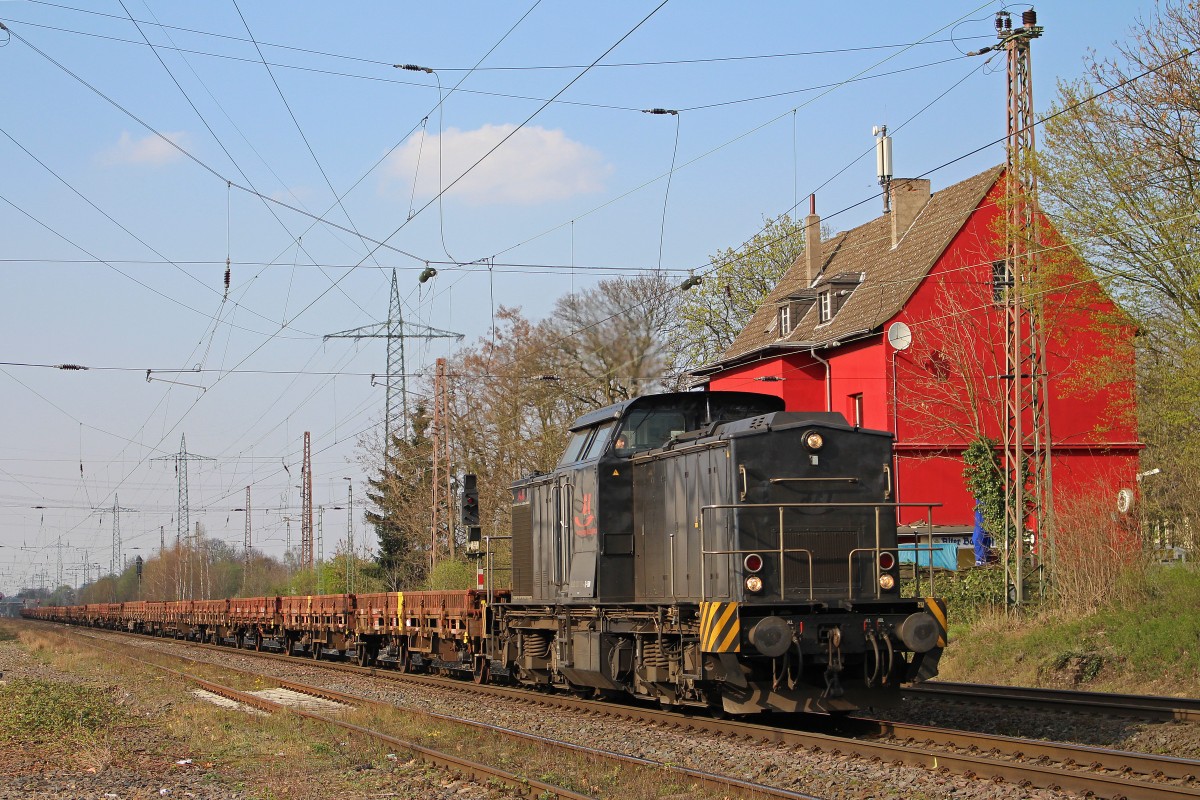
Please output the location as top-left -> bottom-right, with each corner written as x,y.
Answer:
899,542 -> 960,571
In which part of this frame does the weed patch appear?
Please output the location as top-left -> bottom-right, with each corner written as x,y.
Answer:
0,679 -> 123,743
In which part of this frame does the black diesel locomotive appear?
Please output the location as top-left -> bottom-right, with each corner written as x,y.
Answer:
495,391 -> 946,714
26,390 -> 946,716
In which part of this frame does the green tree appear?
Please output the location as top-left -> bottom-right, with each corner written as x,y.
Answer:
669,213 -> 806,374
364,403 -> 434,590
1038,1 -> 1200,542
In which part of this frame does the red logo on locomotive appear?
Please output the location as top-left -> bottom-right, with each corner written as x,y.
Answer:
574,492 -> 597,537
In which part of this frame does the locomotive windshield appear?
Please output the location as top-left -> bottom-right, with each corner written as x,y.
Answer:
612,409 -> 688,455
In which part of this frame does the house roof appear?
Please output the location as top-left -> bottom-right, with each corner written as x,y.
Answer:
694,165 -> 1003,376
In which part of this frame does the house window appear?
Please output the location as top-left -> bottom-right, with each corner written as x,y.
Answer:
818,290 -> 832,323
779,305 -> 791,335
848,393 -> 864,427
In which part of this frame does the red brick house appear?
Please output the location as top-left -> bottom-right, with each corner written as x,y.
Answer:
690,166 -> 1140,537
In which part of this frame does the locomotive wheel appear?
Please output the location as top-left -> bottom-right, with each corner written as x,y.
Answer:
472,656 -> 490,685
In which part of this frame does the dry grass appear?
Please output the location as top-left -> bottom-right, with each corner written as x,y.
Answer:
13,624 -> 740,799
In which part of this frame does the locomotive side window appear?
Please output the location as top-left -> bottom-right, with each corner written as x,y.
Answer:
614,409 -> 688,454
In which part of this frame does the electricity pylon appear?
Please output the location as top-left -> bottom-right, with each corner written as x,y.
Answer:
152,434 -> 213,600
108,494 -> 136,577
324,269 -> 462,458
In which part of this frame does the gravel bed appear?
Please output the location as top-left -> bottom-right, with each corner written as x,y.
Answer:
95,631 -> 1107,800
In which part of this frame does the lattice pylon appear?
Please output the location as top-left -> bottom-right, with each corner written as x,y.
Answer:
301,432 -> 314,569
998,9 -> 1052,606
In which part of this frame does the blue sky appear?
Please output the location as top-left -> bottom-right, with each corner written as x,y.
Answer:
0,1 -> 1155,593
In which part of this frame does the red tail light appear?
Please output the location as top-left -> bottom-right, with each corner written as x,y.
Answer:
878,552 -> 896,571
744,553 -> 764,573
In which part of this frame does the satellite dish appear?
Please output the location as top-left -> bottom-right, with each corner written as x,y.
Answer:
1116,487 -> 1135,515
887,321 -> 913,351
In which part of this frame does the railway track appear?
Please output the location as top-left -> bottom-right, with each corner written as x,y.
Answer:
907,681 -> 1200,723
33,620 -> 1200,800
51,625 -> 823,800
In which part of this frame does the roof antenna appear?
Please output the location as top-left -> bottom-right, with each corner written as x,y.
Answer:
874,125 -> 893,214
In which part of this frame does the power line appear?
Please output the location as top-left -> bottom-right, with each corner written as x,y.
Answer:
15,3 -> 988,71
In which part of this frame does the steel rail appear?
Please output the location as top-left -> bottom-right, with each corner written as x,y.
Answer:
853,717 -> 1200,783
906,681 -> 1200,723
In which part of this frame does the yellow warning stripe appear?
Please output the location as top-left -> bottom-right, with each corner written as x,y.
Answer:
923,597 -> 948,647
699,601 -> 741,653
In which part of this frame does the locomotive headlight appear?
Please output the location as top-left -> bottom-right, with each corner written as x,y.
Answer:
745,576 -> 764,593
802,430 -> 825,451
879,574 -> 896,591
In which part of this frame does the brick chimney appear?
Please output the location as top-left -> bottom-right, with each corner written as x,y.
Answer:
805,193 -> 822,285
889,178 -> 931,247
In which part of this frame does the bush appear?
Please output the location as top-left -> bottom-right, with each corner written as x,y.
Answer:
425,558 -> 477,590
904,565 -> 1009,629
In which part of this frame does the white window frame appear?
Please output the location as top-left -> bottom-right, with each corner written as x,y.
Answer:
779,305 -> 791,335
818,290 -> 832,323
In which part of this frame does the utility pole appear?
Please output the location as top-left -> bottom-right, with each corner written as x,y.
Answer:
242,487 -> 252,593
343,477 -> 355,594
324,269 -> 463,459
996,8 -> 1051,607
430,357 -> 454,567
152,434 -> 213,600
300,433 -> 314,569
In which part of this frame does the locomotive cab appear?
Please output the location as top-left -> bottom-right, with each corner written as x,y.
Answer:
510,392 -> 783,604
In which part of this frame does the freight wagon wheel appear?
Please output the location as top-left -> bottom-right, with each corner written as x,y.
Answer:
356,647 -> 372,667
397,649 -> 411,674
254,634 -> 262,652
472,655 -> 489,685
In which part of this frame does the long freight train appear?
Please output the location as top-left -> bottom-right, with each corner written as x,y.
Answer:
26,391 -> 947,714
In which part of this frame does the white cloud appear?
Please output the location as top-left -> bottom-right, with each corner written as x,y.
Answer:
386,124 -> 610,206
101,131 -> 188,166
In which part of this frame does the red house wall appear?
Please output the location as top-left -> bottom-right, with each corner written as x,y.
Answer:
710,178 -> 1140,531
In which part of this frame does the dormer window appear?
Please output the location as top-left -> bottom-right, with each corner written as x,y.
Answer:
779,305 -> 792,335
818,290 -> 832,323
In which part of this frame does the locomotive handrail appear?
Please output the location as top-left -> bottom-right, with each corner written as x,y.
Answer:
699,501 -> 941,603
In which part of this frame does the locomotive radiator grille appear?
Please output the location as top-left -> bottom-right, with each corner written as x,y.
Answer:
511,504 -> 533,596
783,528 -> 860,593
